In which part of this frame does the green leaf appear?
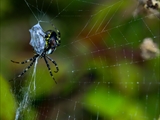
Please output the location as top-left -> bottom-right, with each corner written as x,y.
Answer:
0,75 -> 17,120
83,86 -> 145,120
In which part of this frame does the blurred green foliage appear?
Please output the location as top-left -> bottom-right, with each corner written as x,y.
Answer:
0,0 -> 159,120
0,75 -> 16,120
84,86 -> 145,120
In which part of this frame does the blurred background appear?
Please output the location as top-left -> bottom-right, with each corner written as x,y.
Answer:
0,0 -> 160,120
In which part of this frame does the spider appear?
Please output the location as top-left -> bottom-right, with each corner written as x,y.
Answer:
10,23 -> 61,84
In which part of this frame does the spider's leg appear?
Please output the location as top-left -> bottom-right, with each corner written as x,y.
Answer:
10,57 -> 37,81
56,29 -> 61,44
46,56 -> 59,73
44,56 -> 57,84
11,54 -> 39,64
51,24 -> 61,45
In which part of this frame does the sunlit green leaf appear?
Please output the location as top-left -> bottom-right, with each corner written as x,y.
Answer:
0,75 -> 17,120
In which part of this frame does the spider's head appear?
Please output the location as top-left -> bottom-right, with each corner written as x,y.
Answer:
44,30 -> 60,54
45,30 -> 60,46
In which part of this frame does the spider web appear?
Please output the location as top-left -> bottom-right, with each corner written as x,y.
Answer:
1,0 -> 160,120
